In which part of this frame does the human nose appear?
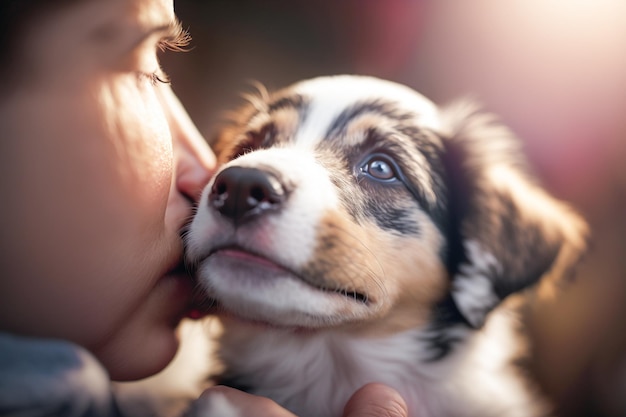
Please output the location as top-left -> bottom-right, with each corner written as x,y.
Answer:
159,85 -> 216,203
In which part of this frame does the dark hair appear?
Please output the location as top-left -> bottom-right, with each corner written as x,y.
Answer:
0,0 -> 80,89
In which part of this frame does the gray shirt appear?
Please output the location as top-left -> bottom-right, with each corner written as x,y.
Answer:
0,333 -> 121,417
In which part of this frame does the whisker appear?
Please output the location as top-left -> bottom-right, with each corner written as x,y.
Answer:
317,220 -> 388,304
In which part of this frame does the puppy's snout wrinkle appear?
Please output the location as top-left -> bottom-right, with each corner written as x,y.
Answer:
209,166 -> 286,225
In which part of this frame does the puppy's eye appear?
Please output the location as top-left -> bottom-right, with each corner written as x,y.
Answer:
360,154 -> 398,181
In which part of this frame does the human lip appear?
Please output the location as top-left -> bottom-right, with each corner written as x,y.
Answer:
159,263 -> 194,322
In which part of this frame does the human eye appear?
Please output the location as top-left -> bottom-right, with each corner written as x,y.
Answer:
125,18 -> 189,81
136,70 -> 171,86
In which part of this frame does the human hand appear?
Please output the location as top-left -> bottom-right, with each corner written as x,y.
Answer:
185,383 -> 408,417
343,383 -> 409,417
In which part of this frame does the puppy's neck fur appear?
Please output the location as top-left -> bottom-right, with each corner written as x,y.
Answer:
216,305 -> 547,417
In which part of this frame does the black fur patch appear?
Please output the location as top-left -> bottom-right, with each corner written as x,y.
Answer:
228,123 -> 278,160
312,102 -> 455,239
367,202 -> 420,235
325,99 -> 416,139
315,142 -> 424,236
267,93 -> 307,115
419,295 -> 470,361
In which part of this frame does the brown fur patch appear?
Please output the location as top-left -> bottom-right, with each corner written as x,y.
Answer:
302,208 -> 449,336
214,104 -> 301,165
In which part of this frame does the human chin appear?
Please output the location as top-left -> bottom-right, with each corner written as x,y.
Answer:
95,325 -> 180,381
94,268 -> 194,380
94,305 -> 182,380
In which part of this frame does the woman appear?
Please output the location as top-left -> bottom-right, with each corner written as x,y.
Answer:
0,0 -> 408,416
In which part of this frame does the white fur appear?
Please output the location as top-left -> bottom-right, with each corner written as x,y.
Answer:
293,75 -> 442,146
197,260 -> 369,328
186,145 -> 373,327
217,309 -> 543,417
186,147 -> 338,269
228,147 -> 340,267
452,240 -> 502,327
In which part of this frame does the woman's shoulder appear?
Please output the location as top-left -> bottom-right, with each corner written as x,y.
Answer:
0,332 -> 121,417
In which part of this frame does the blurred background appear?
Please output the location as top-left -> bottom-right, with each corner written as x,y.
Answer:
162,1 -> 626,415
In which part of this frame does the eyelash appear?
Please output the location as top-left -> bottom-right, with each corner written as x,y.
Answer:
137,71 -> 170,86
158,23 -> 192,52
134,22 -> 190,86
149,71 -> 170,85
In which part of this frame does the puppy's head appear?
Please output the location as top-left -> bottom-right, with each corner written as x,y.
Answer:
186,75 -> 587,333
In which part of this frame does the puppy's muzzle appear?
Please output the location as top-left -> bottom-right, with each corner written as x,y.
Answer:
209,166 -> 286,225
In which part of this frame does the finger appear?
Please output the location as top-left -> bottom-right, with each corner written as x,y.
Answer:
343,383 -> 409,417
186,386 -> 298,417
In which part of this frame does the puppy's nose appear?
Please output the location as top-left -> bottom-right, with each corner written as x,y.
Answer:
209,166 -> 286,225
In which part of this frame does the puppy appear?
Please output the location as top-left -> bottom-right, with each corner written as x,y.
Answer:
185,75 -> 588,417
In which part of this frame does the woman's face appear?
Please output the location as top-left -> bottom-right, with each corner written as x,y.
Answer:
0,0 -> 215,380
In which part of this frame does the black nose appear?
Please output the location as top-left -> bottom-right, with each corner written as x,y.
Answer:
209,166 -> 286,225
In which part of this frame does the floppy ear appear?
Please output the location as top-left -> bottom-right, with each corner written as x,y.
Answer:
440,104 -> 588,328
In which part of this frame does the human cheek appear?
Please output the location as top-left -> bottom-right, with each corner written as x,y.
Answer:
157,84 -> 216,203
0,77 -> 177,346
99,75 -> 174,217
156,85 -> 216,237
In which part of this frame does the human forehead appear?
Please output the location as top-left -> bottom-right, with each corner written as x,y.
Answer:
76,0 -> 175,45
15,0 -> 177,89
30,0 -> 175,51
100,0 -> 176,39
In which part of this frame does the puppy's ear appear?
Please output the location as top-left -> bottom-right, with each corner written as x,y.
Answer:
440,104 -> 588,328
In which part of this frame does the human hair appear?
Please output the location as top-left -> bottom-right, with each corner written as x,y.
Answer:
0,0 -> 81,90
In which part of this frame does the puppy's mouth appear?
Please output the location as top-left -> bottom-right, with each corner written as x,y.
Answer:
195,246 -> 370,328
212,247 -> 368,302
214,248 -> 287,274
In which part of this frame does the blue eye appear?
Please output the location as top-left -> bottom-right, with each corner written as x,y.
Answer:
361,155 -> 398,181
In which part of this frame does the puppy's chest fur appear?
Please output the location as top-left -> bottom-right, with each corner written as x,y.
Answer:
215,309 -> 545,417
